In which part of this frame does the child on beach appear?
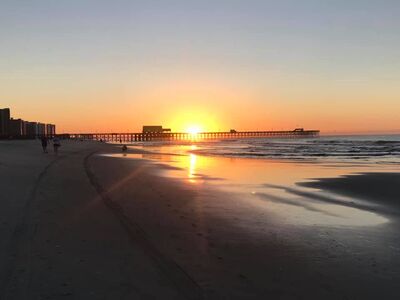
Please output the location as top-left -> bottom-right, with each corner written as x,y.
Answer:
53,137 -> 61,154
41,136 -> 48,153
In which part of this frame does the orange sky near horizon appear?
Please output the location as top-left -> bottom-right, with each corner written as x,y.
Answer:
4,73 -> 400,135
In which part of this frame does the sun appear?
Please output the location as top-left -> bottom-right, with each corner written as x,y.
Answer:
186,125 -> 202,135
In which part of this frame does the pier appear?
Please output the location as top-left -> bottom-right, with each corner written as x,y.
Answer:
64,129 -> 319,142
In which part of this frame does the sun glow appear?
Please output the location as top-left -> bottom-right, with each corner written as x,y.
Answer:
186,125 -> 203,135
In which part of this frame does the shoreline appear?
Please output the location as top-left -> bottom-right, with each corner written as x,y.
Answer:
89,144 -> 400,298
1,140 -> 400,299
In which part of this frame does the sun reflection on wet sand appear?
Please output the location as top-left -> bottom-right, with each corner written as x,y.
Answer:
103,144 -> 398,227
188,153 -> 197,183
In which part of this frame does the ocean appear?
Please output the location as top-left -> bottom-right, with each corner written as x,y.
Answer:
187,134 -> 400,162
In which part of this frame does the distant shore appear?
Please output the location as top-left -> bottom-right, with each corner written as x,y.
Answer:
1,140 -> 400,299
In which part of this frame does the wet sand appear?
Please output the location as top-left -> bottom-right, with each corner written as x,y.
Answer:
1,140 -> 400,299
89,150 -> 400,299
299,172 -> 400,207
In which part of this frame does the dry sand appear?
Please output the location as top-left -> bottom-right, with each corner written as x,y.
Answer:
0,140 -> 198,300
1,140 -> 400,299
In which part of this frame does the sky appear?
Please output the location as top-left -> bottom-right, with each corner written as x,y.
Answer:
1,0 -> 399,134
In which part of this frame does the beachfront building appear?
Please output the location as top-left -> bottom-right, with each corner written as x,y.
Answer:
0,108 -> 57,139
37,123 -> 46,137
46,124 -> 56,137
26,122 -> 38,138
0,108 -> 10,137
12,121 -> 56,138
9,118 -> 26,137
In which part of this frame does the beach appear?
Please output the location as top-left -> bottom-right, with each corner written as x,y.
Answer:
1,139 -> 400,299
0,140 -> 198,299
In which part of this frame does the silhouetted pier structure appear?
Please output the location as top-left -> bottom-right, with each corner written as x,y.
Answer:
65,129 -> 319,142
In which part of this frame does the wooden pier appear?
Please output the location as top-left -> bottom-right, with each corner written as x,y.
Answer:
64,129 -> 319,142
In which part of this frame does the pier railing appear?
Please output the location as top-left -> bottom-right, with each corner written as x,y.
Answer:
62,130 -> 319,142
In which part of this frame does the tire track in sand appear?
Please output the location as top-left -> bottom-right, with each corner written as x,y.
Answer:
0,155 -> 64,300
84,151 -> 203,300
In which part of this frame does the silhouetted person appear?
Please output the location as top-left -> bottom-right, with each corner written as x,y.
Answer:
41,136 -> 48,153
122,144 -> 128,152
53,137 -> 61,154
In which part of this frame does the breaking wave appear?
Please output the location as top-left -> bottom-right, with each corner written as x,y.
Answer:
189,135 -> 400,162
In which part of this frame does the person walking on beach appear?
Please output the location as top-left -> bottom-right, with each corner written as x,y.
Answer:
41,136 -> 48,153
53,137 -> 61,154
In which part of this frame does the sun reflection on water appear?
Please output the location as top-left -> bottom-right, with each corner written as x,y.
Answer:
102,143 -> 397,227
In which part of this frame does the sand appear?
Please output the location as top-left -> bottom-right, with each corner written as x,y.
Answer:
298,172 -> 400,206
0,140 -> 198,299
1,140 -> 400,299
